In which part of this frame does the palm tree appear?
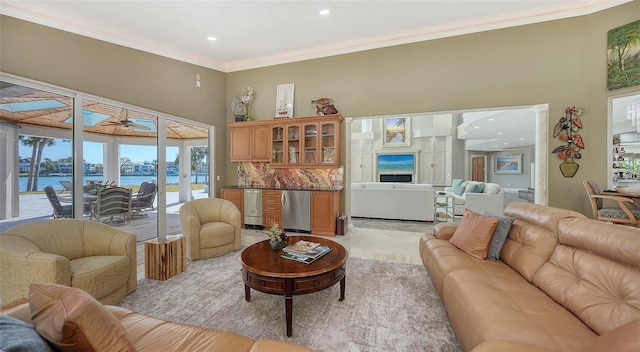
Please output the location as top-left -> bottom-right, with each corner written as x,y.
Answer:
19,136 -> 39,192
191,147 -> 207,184
19,136 -> 55,191
32,138 -> 55,191
175,147 -> 208,184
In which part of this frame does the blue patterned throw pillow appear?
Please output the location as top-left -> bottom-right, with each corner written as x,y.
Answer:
482,210 -> 515,261
0,314 -> 54,352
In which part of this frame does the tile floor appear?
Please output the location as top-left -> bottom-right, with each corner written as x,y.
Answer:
136,217 -> 450,280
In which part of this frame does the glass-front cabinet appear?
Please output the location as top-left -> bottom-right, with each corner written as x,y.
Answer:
261,114 -> 342,167
320,122 -> 338,165
303,123 -> 319,165
271,125 -> 284,164
286,124 -> 301,165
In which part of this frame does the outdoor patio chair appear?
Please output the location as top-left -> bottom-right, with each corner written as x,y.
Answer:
90,187 -> 132,223
44,186 -> 90,218
44,185 -> 73,218
131,181 -> 157,218
58,180 -> 73,195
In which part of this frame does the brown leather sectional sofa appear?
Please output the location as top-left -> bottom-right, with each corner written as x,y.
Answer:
420,202 -> 640,351
2,283 -> 317,352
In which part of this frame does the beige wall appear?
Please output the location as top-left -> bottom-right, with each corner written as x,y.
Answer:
226,1 -> 640,215
2,1 -> 639,215
0,15 -> 228,192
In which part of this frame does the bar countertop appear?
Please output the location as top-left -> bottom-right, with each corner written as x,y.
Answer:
221,185 -> 343,192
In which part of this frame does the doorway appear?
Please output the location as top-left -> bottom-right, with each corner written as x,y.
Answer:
470,155 -> 486,182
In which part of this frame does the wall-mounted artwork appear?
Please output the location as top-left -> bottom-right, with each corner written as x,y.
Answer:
383,117 -> 410,147
493,154 -> 522,174
275,83 -> 294,118
607,20 -> 640,90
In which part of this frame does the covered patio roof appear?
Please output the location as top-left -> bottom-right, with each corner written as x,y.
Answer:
0,82 -> 208,140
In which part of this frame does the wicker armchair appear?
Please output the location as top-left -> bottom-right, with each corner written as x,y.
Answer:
179,198 -> 242,261
0,219 -> 137,305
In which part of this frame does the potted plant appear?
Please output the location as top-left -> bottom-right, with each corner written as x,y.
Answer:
262,221 -> 288,250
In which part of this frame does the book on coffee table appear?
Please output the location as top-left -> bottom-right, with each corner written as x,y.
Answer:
283,240 -> 321,255
281,245 -> 332,264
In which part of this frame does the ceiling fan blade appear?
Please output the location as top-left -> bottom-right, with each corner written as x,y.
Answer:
128,122 -> 151,131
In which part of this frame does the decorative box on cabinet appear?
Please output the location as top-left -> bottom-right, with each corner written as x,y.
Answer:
262,189 -> 282,227
229,124 -> 270,162
311,191 -> 341,236
221,188 -> 244,227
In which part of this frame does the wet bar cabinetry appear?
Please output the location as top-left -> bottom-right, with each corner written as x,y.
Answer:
220,188 -> 244,227
229,115 -> 342,167
262,189 -> 282,227
229,124 -> 270,162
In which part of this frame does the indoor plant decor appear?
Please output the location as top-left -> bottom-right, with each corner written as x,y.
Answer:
263,221 -> 288,250
85,180 -> 117,194
240,86 -> 255,121
552,106 -> 585,178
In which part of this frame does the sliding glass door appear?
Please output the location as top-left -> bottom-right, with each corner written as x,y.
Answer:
0,74 -> 213,243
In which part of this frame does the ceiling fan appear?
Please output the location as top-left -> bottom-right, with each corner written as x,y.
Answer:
106,109 -> 151,131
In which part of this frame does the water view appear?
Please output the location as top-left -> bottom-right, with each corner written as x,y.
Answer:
19,174 -> 208,192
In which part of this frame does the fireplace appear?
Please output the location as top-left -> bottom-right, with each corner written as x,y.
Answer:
380,174 -> 412,183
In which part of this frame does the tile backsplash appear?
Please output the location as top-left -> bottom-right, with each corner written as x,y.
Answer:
238,163 -> 343,189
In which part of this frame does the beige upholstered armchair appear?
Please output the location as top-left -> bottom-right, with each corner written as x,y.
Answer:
179,198 -> 242,261
0,219 -> 137,305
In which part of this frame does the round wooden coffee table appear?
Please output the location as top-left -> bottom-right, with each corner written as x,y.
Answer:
240,235 -> 348,337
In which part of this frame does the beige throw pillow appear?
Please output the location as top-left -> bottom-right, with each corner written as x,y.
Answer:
449,210 -> 499,259
29,283 -> 136,352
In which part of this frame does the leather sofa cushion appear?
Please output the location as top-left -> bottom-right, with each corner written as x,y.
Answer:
579,319 -> 640,352
443,270 -> 597,351
449,210 -> 497,259
29,283 -> 135,352
420,234 -> 514,298
200,222 -> 235,248
107,305 -> 256,352
71,255 -> 129,301
500,219 -> 559,282
533,218 -> 640,336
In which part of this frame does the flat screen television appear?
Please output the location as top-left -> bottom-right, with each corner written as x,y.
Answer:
377,154 -> 415,175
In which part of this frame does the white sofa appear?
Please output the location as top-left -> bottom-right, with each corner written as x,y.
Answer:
444,181 -> 504,216
351,182 -> 435,221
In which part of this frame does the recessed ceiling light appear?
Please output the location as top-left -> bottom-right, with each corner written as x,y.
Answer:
504,142 -> 508,145
207,36 -> 217,41
320,9 -> 330,15
473,126 -> 479,129
520,138 -> 525,141
488,118 -> 495,121
497,132 -> 503,135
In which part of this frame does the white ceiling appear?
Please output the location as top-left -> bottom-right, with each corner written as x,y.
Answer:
0,0 -> 632,151
1,0 -> 629,73
459,107 -> 537,151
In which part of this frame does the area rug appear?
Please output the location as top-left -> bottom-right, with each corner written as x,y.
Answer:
118,250 -> 461,352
